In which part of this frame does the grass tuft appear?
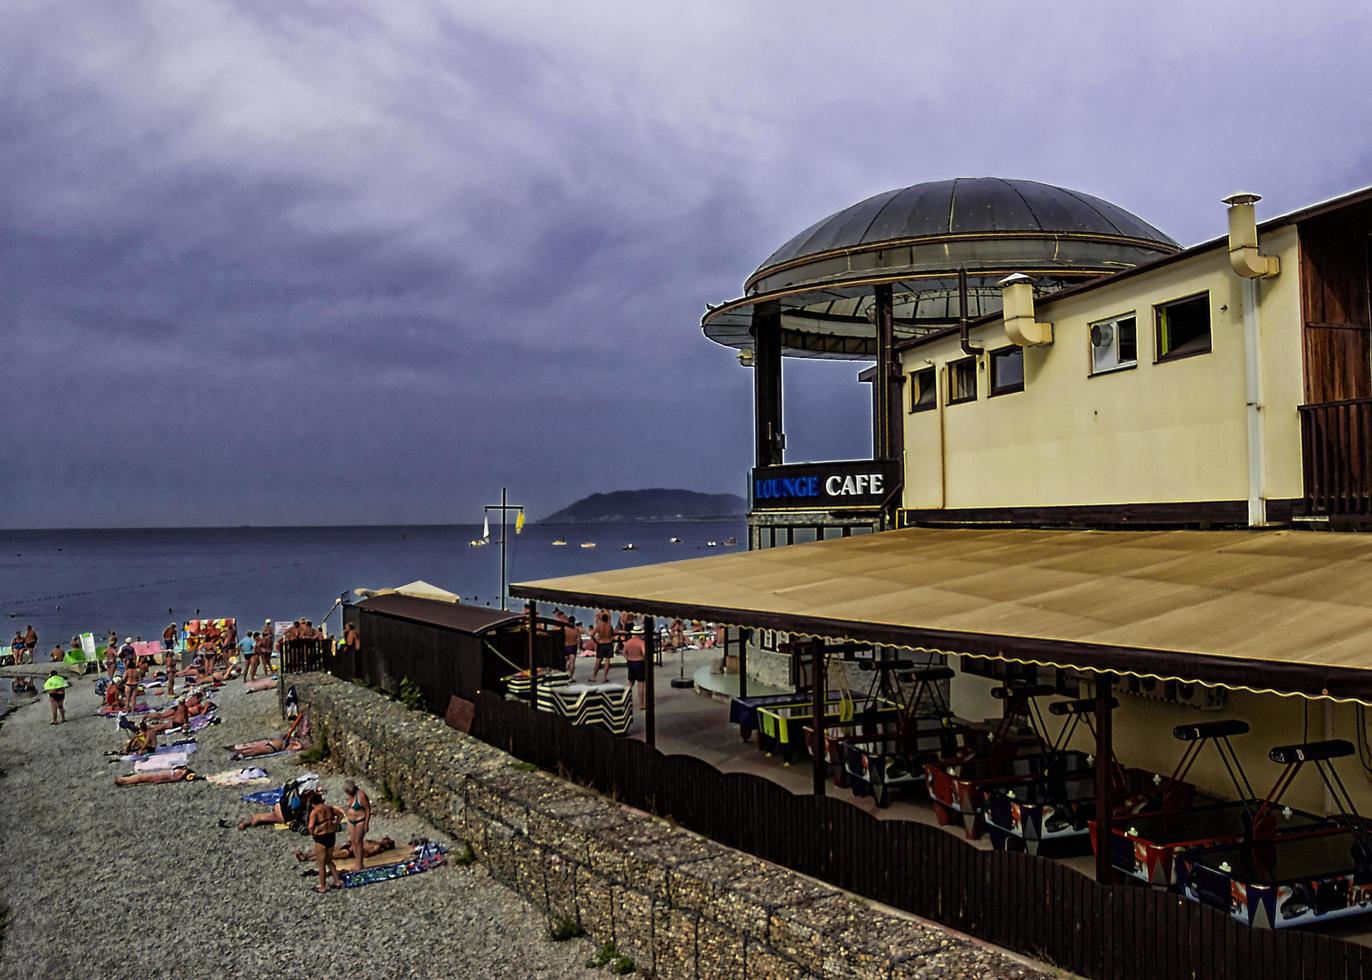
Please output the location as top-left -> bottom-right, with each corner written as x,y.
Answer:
548,914 -> 584,941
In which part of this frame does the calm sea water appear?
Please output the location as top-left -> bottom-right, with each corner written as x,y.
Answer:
0,520 -> 745,704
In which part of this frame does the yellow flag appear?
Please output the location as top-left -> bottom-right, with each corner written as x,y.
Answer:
515,510 -> 525,534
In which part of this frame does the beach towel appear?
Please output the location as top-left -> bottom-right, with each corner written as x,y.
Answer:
133,752 -> 193,772
206,767 -> 270,786
98,704 -> 150,716
121,740 -> 196,762
229,747 -> 296,762
339,842 -> 447,889
243,787 -> 283,806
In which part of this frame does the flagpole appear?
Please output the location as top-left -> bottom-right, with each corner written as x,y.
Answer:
483,487 -> 524,612
499,486 -> 507,611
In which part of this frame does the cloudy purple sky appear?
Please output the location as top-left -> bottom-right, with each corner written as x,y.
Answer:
3,2 -> 1371,527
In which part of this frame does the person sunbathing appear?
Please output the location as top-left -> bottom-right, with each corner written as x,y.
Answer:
236,784 -> 319,831
122,721 -> 157,756
293,836 -> 396,863
115,766 -> 195,786
145,699 -> 189,729
103,677 -> 125,709
228,735 -> 304,761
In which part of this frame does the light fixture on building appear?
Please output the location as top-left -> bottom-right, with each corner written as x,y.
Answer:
738,349 -> 755,367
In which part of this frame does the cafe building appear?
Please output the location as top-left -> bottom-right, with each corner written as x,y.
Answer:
511,176 -> 1372,957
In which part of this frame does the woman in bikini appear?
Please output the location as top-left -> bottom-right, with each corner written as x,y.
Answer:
228,735 -> 303,761
307,792 -> 346,893
343,780 -> 371,872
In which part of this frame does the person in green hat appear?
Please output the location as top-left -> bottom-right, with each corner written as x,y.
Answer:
43,669 -> 70,725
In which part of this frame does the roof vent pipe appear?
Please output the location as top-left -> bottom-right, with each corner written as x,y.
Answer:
957,268 -> 983,357
999,274 -> 1053,346
1222,192 -> 1280,279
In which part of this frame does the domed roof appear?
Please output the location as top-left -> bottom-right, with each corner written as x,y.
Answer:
702,176 -> 1179,359
754,177 -> 1177,282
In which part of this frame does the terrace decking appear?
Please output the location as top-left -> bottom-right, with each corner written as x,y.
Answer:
602,648 -> 1372,949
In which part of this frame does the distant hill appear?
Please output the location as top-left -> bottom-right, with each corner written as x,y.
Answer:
540,488 -> 746,524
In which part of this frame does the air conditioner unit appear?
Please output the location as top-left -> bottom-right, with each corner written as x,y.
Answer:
1090,322 -> 1114,348
1123,675 -> 1227,711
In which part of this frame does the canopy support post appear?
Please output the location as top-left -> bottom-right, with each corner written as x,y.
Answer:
812,639 -> 826,797
644,615 -> 656,748
753,301 -> 784,468
1094,673 -> 1115,885
738,628 -> 749,699
526,600 -> 538,710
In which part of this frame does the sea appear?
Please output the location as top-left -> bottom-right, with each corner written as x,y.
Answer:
0,520 -> 746,707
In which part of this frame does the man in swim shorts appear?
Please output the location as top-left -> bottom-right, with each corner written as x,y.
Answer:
623,626 -> 647,709
591,613 -> 615,683
558,612 -> 580,679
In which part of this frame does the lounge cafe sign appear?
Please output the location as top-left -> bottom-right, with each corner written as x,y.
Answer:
750,460 -> 899,512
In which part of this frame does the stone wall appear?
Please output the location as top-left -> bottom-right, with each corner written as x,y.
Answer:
294,674 -> 1038,980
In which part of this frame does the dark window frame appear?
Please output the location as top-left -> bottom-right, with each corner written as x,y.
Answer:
908,366 -> 937,413
1087,311 -> 1140,377
1154,291 -> 1212,363
946,355 -> 979,405
988,346 -> 1025,397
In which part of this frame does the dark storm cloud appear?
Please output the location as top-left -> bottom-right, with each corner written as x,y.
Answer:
2,1 -> 1371,527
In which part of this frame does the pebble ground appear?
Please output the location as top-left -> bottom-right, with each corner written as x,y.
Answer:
0,676 -> 603,979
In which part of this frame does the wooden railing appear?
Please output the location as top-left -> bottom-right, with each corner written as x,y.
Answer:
1298,397 -> 1372,518
471,691 -> 1371,980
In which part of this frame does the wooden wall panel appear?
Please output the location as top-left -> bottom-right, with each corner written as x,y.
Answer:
1301,206 -> 1372,402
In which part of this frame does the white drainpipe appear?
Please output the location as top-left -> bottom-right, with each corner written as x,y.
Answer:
1223,193 -> 1280,527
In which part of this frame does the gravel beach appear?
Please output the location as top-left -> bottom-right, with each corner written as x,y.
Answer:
0,675 -> 602,979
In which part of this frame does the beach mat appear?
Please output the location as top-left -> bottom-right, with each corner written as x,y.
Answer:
134,752 -> 193,772
205,767 -> 270,786
121,740 -> 197,763
297,846 -> 409,870
339,842 -> 447,889
244,788 -> 283,806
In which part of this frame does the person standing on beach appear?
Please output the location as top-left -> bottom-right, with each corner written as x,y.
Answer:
591,613 -> 615,683
163,622 -> 178,654
165,642 -> 178,696
561,614 -> 580,679
306,792 -> 346,893
24,625 -> 38,663
43,669 -> 69,724
123,661 -> 142,711
623,626 -> 647,710
342,780 -> 371,872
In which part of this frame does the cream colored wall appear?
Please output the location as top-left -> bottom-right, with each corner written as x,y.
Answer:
948,666 -> 1372,816
901,228 -> 1306,511
1255,225 -> 1305,501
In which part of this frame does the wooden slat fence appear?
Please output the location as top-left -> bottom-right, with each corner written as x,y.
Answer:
470,690 -> 1372,980
1299,397 -> 1372,518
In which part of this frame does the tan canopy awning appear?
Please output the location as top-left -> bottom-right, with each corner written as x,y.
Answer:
513,526 -> 1372,703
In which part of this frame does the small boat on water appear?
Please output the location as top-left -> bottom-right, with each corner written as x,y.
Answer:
552,538 -> 567,546
723,537 -> 737,546
580,542 -> 597,549
705,540 -> 719,548
622,543 -> 636,551
469,538 -> 488,547
669,536 -> 682,544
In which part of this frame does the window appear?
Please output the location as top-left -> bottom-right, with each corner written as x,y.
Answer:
1089,314 -> 1138,374
1155,293 -> 1211,361
989,346 -> 1024,396
947,356 -> 978,404
909,366 -> 936,413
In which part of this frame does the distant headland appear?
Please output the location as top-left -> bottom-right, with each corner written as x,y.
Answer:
539,488 -> 746,524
